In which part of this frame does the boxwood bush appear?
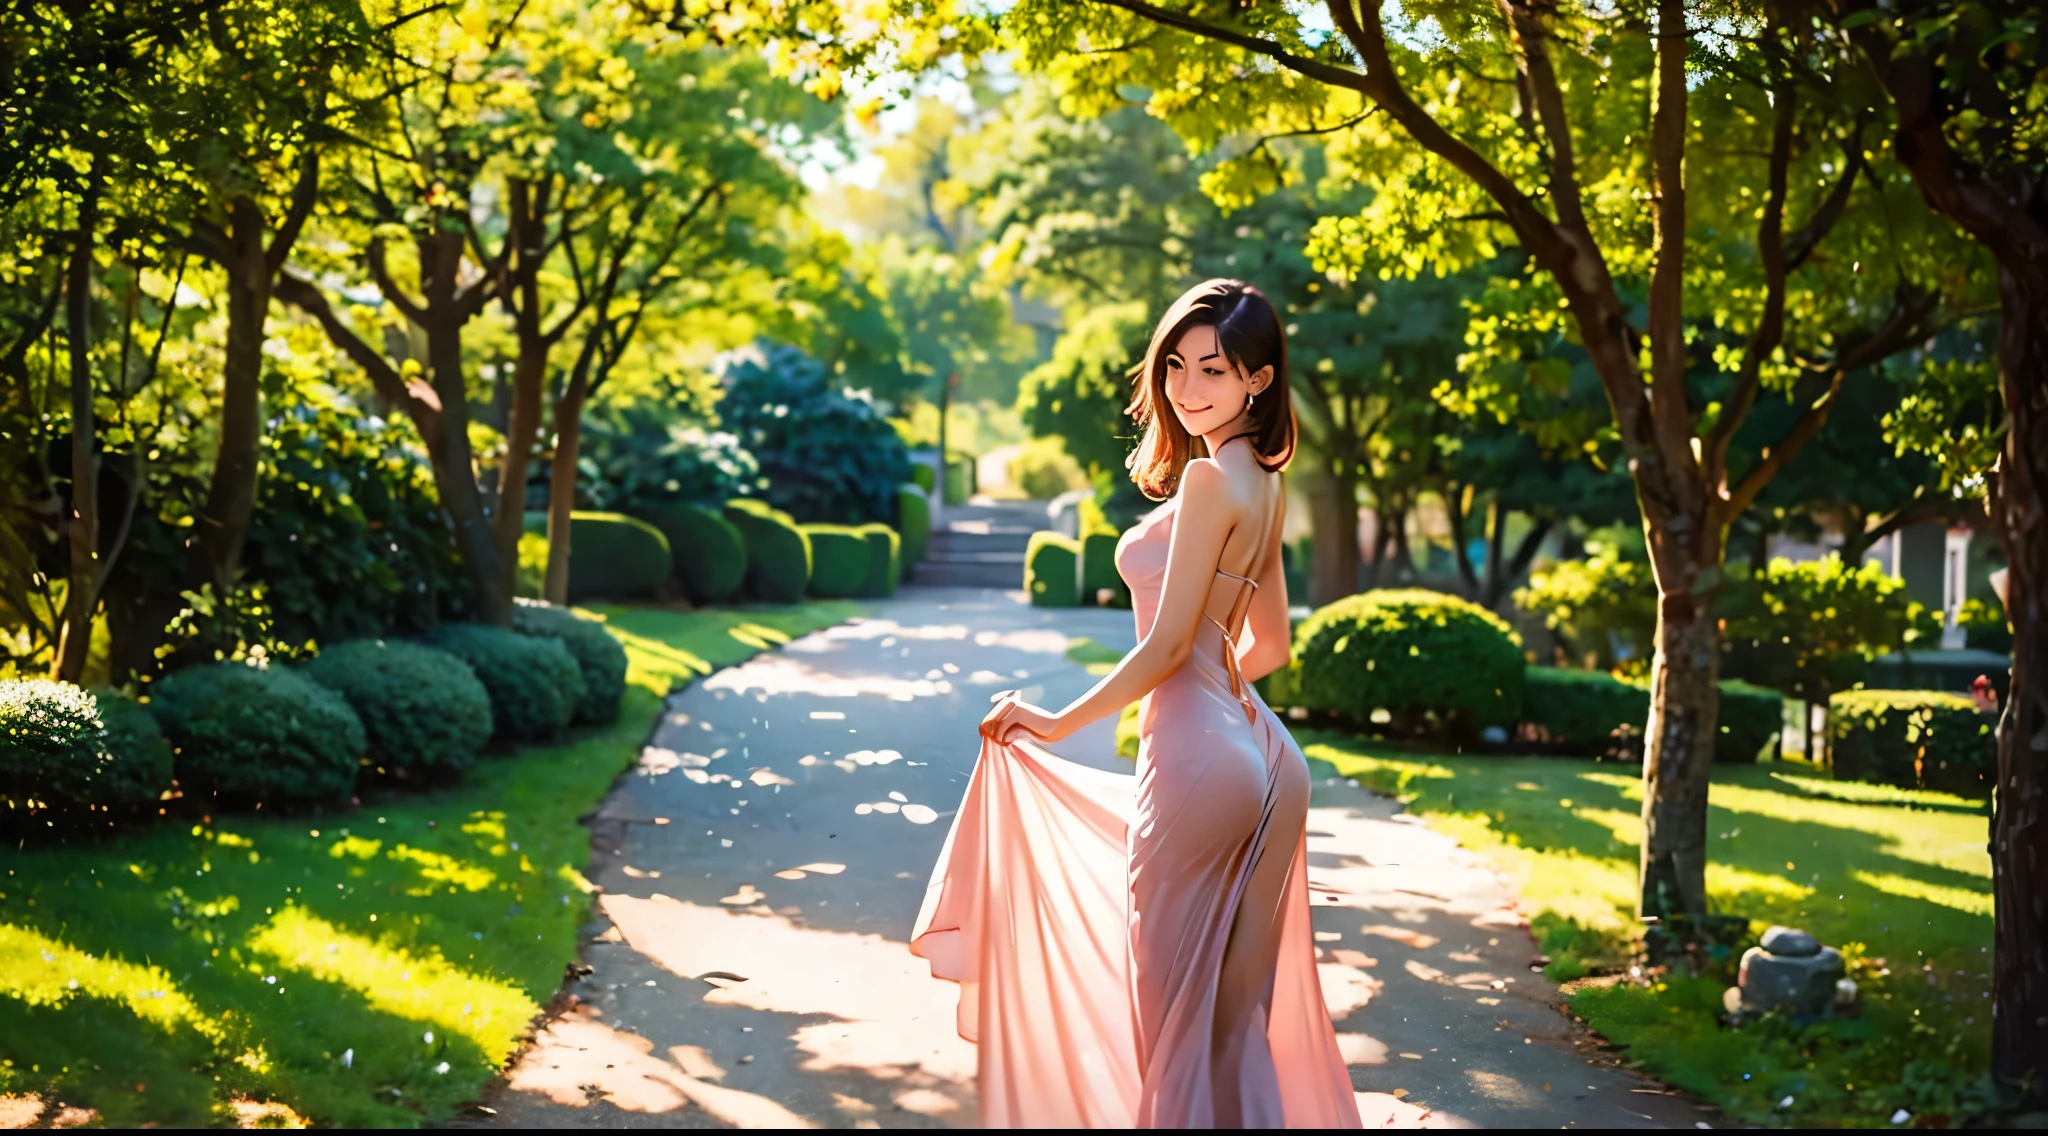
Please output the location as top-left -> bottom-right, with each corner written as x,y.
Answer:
639,502 -> 746,604
725,499 -> 813,603
857,523 -> 901,598
0,682 -> 173,819
1026,532 -> 1082,607
1295,589 -> 1525,735
1521,668 -> 1784,764
423,623 -> 584,743
909,462 -> 936,495
1076,496 -> 1128,608
563,511 -> 671,602
1716,680 -> 1783,765
897,484 -> 930,569
513,598 -> 628,724
151,663 -> 365,804
1829,689 -> 1994,794
301,639 -> 492,775
801,524 -> 872,599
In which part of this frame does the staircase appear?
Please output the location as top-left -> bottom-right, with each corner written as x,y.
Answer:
910,500 -> 1049,589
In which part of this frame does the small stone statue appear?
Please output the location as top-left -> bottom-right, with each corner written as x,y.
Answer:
1722,925 -> 1847,1022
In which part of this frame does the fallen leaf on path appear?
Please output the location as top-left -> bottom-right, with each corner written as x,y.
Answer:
1361,925 -> 1439,950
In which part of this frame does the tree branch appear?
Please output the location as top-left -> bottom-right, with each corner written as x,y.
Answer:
1500,0 -> 1590,233
274,273 -> 441,433
1707,58 -> 1796,480
366,238 -> 427,325
264,146 -> 322,275
1086,0 -> 1374,93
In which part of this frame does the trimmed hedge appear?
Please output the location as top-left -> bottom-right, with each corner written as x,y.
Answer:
897,483 -> 931,568
423,623 -> 584,743
1829,689 -> 1995,794
724,499 -> 813,603
563,511 -> 671,602
302,639 -> 492,775
944,452 -> 976,503
1026,532 -> 1082,607
1077,496 -> 1128,607
513,599 -> 628,724
151,663 -> 365,804
910,462 -> 937,495
1716,680 -> 1783,765
1520,668 -> 1784,764
856,523 -> 901,598
1296,589 -> 1525,735
802,524 -> 872,599
639,503 -> 746,604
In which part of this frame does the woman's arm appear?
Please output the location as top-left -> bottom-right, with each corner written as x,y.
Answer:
983,461 -> 1240,744
1236,492 -> 1291,684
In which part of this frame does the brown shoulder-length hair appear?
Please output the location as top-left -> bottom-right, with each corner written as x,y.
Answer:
1125,279 -> 1297,500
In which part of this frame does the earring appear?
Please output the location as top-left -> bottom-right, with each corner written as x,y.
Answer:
1247,389 -> 1256,411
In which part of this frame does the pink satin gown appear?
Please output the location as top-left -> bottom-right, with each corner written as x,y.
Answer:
911,497 -> 1363,1128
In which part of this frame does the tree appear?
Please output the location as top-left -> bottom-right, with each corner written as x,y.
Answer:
1829,1 -> 2048,1090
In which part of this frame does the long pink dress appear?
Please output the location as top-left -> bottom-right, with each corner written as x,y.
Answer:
911,497 -> 1363,1128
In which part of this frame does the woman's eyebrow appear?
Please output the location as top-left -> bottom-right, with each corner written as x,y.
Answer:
1197,352 -> 1221,361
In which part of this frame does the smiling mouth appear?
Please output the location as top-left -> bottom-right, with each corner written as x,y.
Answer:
1177,402 -> 1213,415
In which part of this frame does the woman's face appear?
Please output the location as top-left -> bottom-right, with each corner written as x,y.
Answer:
1163,324 -> 1269,439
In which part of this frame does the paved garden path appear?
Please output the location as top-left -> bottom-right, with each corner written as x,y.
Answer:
472,588 -> 1715,1130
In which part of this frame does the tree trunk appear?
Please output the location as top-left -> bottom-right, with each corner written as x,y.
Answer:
193,195 -> 269,592
1987,266 -> 2048,1100
1446,483 -> 1481,599
419,229 -> 508,624
493,348 -> 545,606
543,380 -> 589,606
1638,518 -> 1724,923
53,182 -> 100,683
1304,461 -> 1359,606
1480,498 -> 1508,607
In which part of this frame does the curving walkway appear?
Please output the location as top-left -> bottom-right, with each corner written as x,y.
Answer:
469,587 -> 1714,1130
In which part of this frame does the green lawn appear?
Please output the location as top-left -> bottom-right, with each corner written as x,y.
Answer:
0,601 -> 858,1128
1301,734 -> 1996,1127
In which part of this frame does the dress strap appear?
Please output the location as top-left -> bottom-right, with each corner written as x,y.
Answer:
1213,568 -> 1260,587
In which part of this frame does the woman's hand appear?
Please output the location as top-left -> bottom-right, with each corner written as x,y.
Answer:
980,691 -> 1066,746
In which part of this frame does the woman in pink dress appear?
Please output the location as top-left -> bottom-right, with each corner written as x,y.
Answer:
911,279 -> 1362,1128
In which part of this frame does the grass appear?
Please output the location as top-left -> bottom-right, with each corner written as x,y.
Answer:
0,600 -> 858,1128
1301,734 -> 1996,1127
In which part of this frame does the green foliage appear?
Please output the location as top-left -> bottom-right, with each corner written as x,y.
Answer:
1025,532 -> 1081,608
1295,589 -> 1525,735
1724,558 -> 1931,704
943,451 -> 975,503
637,503 -> 747,605
1076,496 -> 1128,607
0,679 -> 110,810
1716,680 -> 1785,765
511,600 -> 628,726
515,532 -> 549,600
1515,549 -> 1657,673
562,512 -> 671,603
909,463 -> 936,494
1957,597 -> 2013,654
422,625 -> 582,745
1830,689 -> 1995,795
800,524 -> 871,599
150,663 -> 364,805
723,499 -> 813,603
299,640 -> 491,776
1014,301 -> 1149,480
91,689 -> 174,811
569,420 -> 759,514
895,484 -> 931,567
1520,668 -> 1650,759
855,523 -> 900,598
717,341 -> 911,524
1007,435 -> 1088,499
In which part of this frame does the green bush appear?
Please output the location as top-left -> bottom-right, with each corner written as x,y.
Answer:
1514,550 -> 1657,674
151,663 -> 365,804
423,624 -> 584,743
856,523 -> 901,598
1716,680 -> 1783,765
1255,660 -> 1302,708
639,502 -> 747,604
1008,436 -> 1088,499
717,342 -> 911,523
1026,532 -> 1082,607
1829,689 -> 1994,794
562,512 -> 671,602
515,531 -> 549,599
1521,668 -> 1649,758
511,599 -> 628,724
301,639 -> 492,775
801,524 -> 871,599
909,462 -> 937,495
896,484 -> 931,568
724,499 -> 813,603
1076,496 -> 1128,607
92,689 -> 175,809
944,451 -> 976,502
1295,589 -> 1525,735
1958,596 -> 2013,654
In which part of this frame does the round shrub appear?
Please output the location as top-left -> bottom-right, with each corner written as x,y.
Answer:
423,623 -> 584,743
92,688 -> 174,809
1026,532 -> 1081,608
802,524 -> 871,599
1295,589 -> 1525,735
1828,689 -> 1993,794
857,523 -> 900,598
909,462 -> 937,495
513,599 -> 628,724
0,679 -> 108,806
564,512 -> 671,602
1077,496 -> 1128,607
724,499 -> 813,603
151,663 -> 364,804
640,503 -> 746,604
301,639 -> 492,775
1008,436 -> 1088,499
897,483 -> 931,568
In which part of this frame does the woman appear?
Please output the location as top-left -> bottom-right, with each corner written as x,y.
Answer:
911,280 -> 1362,1128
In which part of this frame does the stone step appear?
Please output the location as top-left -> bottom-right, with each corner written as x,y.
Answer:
910,557 -> 1025,588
